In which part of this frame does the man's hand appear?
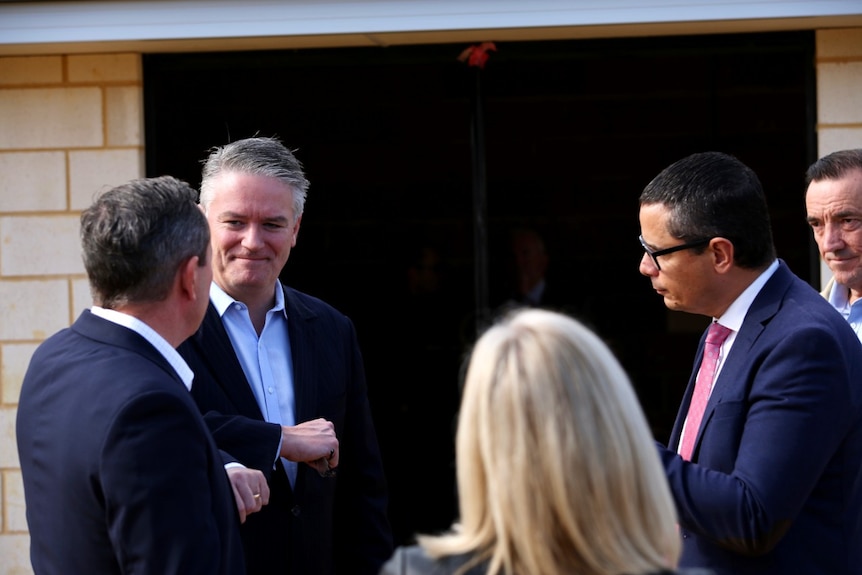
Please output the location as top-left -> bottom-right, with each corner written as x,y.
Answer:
280,418 -> 339,476
226,466 -> 270,523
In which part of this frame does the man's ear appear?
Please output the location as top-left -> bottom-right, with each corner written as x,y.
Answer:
710,237 -> 735,272
177,256 -> 199,301
291,215 -> 302,247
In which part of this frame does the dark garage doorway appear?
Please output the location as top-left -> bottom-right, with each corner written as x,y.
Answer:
144,30 -> 816,545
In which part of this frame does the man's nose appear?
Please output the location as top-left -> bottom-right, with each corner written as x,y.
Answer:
639,252 -> 657,277
821,224 -> 845,254
242,225 -> 265,249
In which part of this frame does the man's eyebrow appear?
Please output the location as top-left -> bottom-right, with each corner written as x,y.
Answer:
262,215 -> 292,224
811,210 -> 862,222
216,211 -> 291,224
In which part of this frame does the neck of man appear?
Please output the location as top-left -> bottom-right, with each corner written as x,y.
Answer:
113,300 -> 191,348
220,282 -> 278,336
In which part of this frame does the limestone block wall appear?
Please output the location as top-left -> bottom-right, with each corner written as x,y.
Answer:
815,28 -> 862,287
0,53 -> 144,574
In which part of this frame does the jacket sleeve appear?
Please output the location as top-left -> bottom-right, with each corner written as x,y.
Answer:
102,389 -> 227,574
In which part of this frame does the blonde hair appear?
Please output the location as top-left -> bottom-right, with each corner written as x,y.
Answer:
420,309 -> 680,575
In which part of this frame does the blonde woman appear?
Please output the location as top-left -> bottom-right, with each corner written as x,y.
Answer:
379,308 -> 710,575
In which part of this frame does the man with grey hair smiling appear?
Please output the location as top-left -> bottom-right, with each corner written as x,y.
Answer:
179,136 -> 392,575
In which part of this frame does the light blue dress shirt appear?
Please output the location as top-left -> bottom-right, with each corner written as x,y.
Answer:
826,281 -> 862,344
210,282 -> 297,485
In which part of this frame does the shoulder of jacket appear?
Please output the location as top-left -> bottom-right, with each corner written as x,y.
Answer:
381,546 -> 482,575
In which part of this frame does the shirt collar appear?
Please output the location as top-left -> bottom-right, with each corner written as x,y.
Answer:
89,306 -> 194,390
209,281 -> 286,318
827,279 -> 852,313
715,259 -> 780,332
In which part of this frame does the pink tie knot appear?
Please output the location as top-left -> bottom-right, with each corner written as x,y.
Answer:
706,322 -> 732,345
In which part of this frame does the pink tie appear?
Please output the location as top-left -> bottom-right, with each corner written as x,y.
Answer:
679,322 -> 732,461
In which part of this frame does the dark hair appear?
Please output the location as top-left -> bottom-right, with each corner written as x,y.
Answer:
639,151 -> 776,269
805,149 -> 862,187
199,136 -> 310,220
80,175 -> 210,308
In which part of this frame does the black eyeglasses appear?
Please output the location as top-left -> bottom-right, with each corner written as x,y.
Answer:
639,235 -> 711,271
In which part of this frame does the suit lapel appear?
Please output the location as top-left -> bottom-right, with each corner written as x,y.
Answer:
283,285 -> 319,424
194,304 -> 264,418
73,309 -> 185,388
695,262 -> 791,443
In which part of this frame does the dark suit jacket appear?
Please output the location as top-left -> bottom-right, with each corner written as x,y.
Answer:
16,310 -> 245,575
178,284 -> 393,575
658,261 -> 862,574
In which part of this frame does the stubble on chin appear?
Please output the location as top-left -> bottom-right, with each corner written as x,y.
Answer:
833,268 -> 862,292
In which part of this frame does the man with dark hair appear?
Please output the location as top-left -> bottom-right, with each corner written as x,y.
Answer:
17,176 -> 268,574
638,151 -> 862,574
805,148 -> 862,342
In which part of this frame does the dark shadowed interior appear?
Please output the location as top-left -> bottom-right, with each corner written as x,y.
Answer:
144,30 -> 817,545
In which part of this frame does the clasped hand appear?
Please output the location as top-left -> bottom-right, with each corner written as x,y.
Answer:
280,417 -> 339,477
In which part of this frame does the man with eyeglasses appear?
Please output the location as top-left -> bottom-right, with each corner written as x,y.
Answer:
638,151 -> 862,575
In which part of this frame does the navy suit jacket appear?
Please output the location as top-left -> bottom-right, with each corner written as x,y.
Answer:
16,310 -> 245,575
177,284 -> 393,575
658,261 -> 862,574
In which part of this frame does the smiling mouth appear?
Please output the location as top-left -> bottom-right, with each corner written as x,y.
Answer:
232,254 -> 268,262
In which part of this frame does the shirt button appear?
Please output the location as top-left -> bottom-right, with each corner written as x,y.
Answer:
268,386 -> 274,394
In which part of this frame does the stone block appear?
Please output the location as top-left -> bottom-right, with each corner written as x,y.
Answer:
0,152 -> 67,212
5,470 -> 27,532
817,28 -> 862,59
70,149 -> 144,210
68,53 -> 141,83
106,87 -> 143,147
0,87 -> 102,150
0,533 -> 31,574
0,56 -> 63,86
2,343 -> 38,405
817,61 -> 862,124
0,405 -> 18,468
0,215 -> 83,276
817,127 -> 862,156
0,280 -> 71,341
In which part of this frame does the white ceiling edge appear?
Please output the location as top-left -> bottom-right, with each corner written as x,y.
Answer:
1,0 -> 861,55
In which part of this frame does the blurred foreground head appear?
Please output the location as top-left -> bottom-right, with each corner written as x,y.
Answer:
424,308 -> 680,575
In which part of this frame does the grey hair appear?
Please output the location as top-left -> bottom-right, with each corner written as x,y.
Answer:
199,136 -> 310,221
